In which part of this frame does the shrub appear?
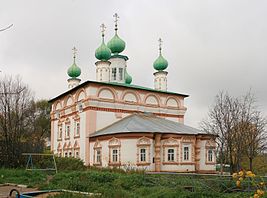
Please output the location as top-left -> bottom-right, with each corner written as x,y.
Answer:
55,157 -> 85,171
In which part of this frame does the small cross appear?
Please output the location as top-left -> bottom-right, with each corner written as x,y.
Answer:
158,38 -> 162,50
72,47 -> 77,58
100,23 -> 106,36
113,13 -> 119,32
113,13 -> 119,24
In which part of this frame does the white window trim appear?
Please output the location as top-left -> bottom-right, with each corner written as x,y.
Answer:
182,144 -> 191,162
167,148 -> 175,162
112,148 -> 119,163
136,137 -> 151,165
65,125 -> 70,139
93,140 -> 102,166
108,137 -> 121,166
140,148 -> 147,162
162,138 -> 179,164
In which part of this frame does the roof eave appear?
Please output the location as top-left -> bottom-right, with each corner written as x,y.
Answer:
89,131 -> 213,138
49,80 -> 189,103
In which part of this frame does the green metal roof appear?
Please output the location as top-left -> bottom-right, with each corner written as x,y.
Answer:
49,80 -> 189,102
110,54 -> 129,61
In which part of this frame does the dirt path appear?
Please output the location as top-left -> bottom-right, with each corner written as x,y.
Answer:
0,184 -> 37,198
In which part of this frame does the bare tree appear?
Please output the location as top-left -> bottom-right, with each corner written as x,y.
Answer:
240,93 -> 267,171
201,91 -> 236,174
0,24 -> 13,32
0,75 -> 34,167
201,91 -> 267,174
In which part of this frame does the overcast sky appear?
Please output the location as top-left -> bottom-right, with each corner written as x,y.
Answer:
1,0 -> 267,128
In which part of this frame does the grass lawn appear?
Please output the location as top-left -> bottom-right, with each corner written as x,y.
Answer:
0,168 -> 266,198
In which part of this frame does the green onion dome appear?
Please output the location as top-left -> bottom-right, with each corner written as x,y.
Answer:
153,54 -> 168,71
95,38 -> 111,61
67,59 -> 81,78
107,33 -> 126,54
125,70 -> 132,84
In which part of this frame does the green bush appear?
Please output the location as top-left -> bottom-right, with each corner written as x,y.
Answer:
2,168 -> 265,198
0,168 -> 47,187
55,157 -> 85,171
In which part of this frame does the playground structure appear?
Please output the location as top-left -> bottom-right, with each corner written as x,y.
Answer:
22,153 -> 57,174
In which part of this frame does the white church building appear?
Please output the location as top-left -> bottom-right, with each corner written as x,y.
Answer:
49,14 -> 217,173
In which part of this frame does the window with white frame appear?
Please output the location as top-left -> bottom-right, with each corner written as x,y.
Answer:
93,141 -> 102,165
93,148 -> 102,164
205,140 -> 216,164
163,138 -> 179,164
136,137 -> 151,165
140,148 -> 146,162
100,70 -> 102,81
76,122 -> 80,136
119,68 -> 123,80
69,151 -> 72,157
65,125 -> 70,138
96,149 -> 101,163
58,126 -> 62,139
108,138 -> 121,165
112,149 -> 118,162
111,68 -> 116,80
65,152 -> 68,157
183,146 -> 189,161
167,148 -> 175,162
208,149 -> 213,162
78,102 -> 83,112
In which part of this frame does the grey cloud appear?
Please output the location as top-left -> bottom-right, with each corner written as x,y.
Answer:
1,0 -> 267,127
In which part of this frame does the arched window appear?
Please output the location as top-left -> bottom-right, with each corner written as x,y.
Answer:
73,141 -> 80,159
136,137 -> 151,166
108,137 -> 121,166
167,149 -> 174,161
162,138 -> 179,164
183,146 -> 189,161
208,150 -> 213,162
57,122 -> 63,140
181,137 -> 194,163
205,140 -> 216,164
93,140 -> 102,166
65,118 -> 71,140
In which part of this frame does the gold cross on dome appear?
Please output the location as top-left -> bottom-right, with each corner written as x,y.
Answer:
72,47 -> 77,58
100,23 -> 106,36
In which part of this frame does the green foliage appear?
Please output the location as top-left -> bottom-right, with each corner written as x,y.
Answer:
1,168 -> 266,197
241,154 -> 267,175
33,99 -> 51,140
55,157 -> 86,171
0,168 -> 47,187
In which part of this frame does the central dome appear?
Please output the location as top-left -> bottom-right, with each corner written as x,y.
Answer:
95,41 -> 111,61
67,62 -> 81,78
107,34 -> 126,54
153,54 -> 168,71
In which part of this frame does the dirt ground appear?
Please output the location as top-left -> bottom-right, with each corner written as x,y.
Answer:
0,185 -> 37,198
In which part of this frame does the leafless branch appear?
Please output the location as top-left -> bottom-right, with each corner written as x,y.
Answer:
0,24 -> 13,32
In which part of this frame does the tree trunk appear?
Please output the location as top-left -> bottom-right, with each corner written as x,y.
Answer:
249,157 -> 253,171
220,144 -> 224,175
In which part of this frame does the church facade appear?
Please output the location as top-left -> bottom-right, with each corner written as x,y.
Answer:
50,14 -> 217,173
